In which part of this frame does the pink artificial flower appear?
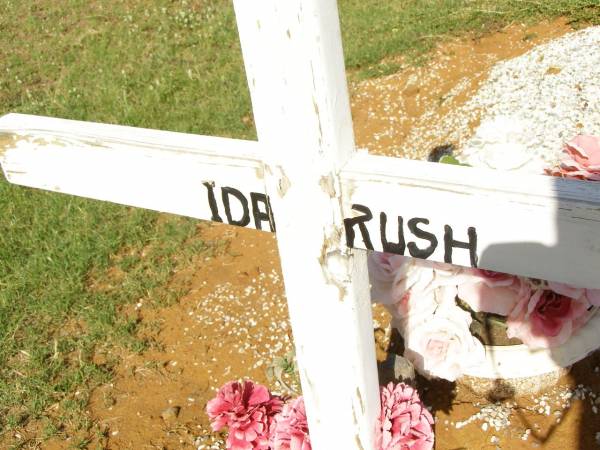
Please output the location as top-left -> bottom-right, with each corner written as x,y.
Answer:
457,269 -> 530,316
507,289 -> 590,349
546,135 -> 600,181
375,382 -> 434,450
390,259 -> 435,309
401,304 -> 485,381
368,252 -> 410,304
392,283 -> 461,329
387,258 -> 459,319
548,281 -> 600,307
270,396 -> 311,450
206,380 -> 284,450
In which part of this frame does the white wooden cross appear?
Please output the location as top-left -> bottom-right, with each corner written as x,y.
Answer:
1,1 -> 600,448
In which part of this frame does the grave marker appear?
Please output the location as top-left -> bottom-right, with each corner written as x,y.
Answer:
1,1 -> 600,448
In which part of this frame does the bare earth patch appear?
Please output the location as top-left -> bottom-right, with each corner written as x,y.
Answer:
88,226 -> 296,449
350,18 -> 575,160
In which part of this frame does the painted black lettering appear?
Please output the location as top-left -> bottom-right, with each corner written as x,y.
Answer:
203,181 -> 223,223
444,225 -> 478,267
407,218 -> 437,259
221,187 -> 250,227
380,212 -> 405,255
343,204 -> 374,250
250,192 -> 276,232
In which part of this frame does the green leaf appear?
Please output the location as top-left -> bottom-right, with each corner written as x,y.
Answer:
439,154 -> 463,165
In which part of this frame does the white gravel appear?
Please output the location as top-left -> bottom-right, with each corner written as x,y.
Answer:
458,26 -> 600,172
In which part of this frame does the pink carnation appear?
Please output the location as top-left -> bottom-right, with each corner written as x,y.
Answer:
375,382 -> 434,450
507,289 -> 590,349
457,269 -> 530,316
270,396 -> 311,450
206,380 -> 284,450
546,135 -> 600,181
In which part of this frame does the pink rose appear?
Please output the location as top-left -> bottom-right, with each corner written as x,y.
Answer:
369,252 -> 471,308
368,252 -> 410,304
548,281 -> 600,307
270,397 -> 311,450
457,269 -> 531,316
507,289 -> 590,349
206,380 -> 284,450
375,382 -> 434,450
546,135 -> 600,180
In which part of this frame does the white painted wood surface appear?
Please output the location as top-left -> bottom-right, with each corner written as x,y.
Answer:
342,152 -> 600,289
4,114 -> 600,290
0,113 -> 275,231
233,1 -> 380,449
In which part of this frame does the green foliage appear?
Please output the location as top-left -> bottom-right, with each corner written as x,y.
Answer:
0,0 -> 254,139
0,178 -> 201,436
439,154 -> 469,166
267,351 -> 301,395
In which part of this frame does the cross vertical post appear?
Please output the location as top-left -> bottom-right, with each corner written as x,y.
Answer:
233,1 -> 380,448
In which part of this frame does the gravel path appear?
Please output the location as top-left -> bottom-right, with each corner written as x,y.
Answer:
458,26 -> 600,172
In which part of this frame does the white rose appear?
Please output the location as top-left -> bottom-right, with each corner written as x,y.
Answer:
400,304 -> 485,382
390,260 -> 436,307
391,283 -> 457,324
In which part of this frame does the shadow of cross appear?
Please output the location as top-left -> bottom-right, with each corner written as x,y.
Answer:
1,1 -> 600,449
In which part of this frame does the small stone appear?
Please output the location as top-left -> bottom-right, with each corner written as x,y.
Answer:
161,406 -> 181,422
491,436 -> 500,444
482,422 -> 489,432
393,355 -> 415,381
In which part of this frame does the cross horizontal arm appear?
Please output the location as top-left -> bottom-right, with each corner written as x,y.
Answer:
0,113 -> 275,232
342,152 -> 600,289
2,113 -> 600,288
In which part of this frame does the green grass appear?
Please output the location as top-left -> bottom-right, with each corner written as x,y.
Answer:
0,180 -> 204,439
0,0 -> 253,139
340,0 -> 600,78
0,0 -> 599,446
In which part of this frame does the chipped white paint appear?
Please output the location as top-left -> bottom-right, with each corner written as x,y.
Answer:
233,1 -> 379,448
0,114 -> 270,230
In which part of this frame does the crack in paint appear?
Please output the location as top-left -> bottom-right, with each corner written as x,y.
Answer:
277,168 -> 291,197
356,387 -> 365,414
355,434 -> 366,450
312,96 -> 323,149
255,164 -> 264,180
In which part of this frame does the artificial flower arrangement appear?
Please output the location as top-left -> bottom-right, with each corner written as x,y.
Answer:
206,380 -> 435,450
204,135 -> 599,448
369,135 -> 600,382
